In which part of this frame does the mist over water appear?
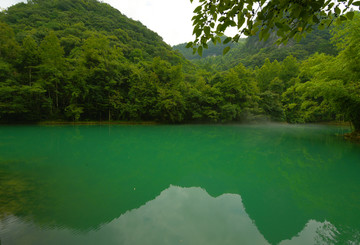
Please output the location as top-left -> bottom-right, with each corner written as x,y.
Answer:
0,124 -> 359,244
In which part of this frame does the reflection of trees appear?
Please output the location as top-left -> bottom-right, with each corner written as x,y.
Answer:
334,226 -> 360,244
0,125 -> 359,243
0,160 -> 37,219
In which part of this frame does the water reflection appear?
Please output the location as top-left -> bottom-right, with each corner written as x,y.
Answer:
0,186 -> 344,245
0,124 -> 360,244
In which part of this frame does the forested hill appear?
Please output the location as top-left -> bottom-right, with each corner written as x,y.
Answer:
174,27 -> 338,70
173,36 -> 245,60
0,0 -> 182,63
0,0 -> 192,122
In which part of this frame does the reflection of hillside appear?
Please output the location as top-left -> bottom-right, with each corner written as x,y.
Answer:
0,125 -> 359,244
0,186 -> 340,245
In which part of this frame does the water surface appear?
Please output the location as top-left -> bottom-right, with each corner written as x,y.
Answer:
0,124 -> 359,244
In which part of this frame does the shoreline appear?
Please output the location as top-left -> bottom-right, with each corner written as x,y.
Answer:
344,131 -> 360,143
0,120 -> 160,126
0,120 -> 352,126
1,120 -> 358,142
38,121 -> 160,125
315,121 -> 352,127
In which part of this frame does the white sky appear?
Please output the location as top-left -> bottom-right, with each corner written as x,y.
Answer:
0,0 -> 238,46
0,0 -> 196,46
103,0 -> 199,45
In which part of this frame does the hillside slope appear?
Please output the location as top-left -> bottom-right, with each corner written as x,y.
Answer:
1,0 -> 182,62
173,36 -> 245,60
174,27 -> 338,70
0,0 -> 197,122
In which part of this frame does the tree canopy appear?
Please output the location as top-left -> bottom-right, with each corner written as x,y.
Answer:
189,0 -> 360,54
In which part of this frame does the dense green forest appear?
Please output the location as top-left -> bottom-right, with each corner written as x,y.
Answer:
0,0 -> 359,132
173,36 -> 244,61
174,27 -> 337,70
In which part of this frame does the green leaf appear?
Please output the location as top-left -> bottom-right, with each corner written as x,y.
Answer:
220,24 -> 227,32
216,36 -> 222,44
229,20 -> 237,27
257,12 -> 264,20
275,39 -> 282,45
282,24 -> 291,32
223,37 -> 232,44
263,32 -> 270,41
200,36 -> 207,45
313,15 -> 320,23
198,46 -> 203,56
237,14 -> 245,28
352,1 -> 360,6
213,13 -> 218,22
233,34 -> 240,42
335,7 -> 341,15
239,1 -> 244,10
194,6 -> 202,13
195,29 -> 202,38
192,26 -> 199,35
259,29 -> 263,40
204,26 -> 211,36
185,42 -> 193,48
346,11 -> 355,20
340,15 -> 347,21
223,46 -> 230,55
336,17 -> 342,25
318,24 -> 325,30
247,19 -> 253,29
210,5 -> 215,14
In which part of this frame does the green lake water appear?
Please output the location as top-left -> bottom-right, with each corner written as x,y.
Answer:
0,124 -> 359,245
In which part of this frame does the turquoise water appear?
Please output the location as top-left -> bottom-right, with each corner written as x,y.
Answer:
0,124 -> 359,245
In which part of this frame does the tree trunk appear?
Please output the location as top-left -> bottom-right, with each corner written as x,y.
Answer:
29,67 -> 32,86
345,118 -> 360,142
48,91 -> 53,115
55,81 -> 59,109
